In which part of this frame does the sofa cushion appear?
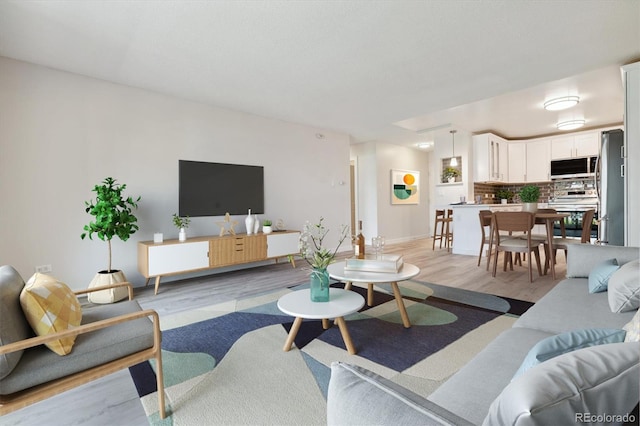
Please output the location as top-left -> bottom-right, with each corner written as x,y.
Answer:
514,278 -> 635,334
483,342 -> 640,426
0,300 -> 154,395
327,362 -> 474,426
623,310 -> 640,342
566,244 -> 639,278
428,327 -> 553,425
0,266 -> 32,380
512,328 -> 626,378
588,258 -> 618,293
608,259 -> 640,313
20,273 -> 82,355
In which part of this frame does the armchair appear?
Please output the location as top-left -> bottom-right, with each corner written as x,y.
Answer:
0,265 -> 166,419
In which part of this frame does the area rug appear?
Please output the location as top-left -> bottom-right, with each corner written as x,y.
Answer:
129,279 -> 533,425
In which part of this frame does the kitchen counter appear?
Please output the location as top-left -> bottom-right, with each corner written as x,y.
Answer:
448,203 -> 547,256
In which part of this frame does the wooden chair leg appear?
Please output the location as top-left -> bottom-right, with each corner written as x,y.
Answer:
534,248 -> 543,277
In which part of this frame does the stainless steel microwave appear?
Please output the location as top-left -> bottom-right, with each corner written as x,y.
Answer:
550,157 -> 597,179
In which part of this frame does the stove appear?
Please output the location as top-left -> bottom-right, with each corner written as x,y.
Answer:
548,179 -> 598,239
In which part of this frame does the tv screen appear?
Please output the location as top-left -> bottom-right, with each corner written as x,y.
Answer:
179,160 -> 264,217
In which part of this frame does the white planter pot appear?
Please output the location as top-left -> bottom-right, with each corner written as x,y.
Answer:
501,199 -> 508,204
179,227 -> 187,242
87,270 -> 129,304
522,202 -> 538,213
263,226 -> 272,234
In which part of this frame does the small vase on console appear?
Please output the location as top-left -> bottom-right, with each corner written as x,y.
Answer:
253,215 -> 260,234
178,227 -> 187,242
245,209 -> 255,235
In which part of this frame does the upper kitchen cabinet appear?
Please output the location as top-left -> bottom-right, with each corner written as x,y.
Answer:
507,142 -> 526,183
550,131 -> 599,159
507,139 -> 550,183
473,133 -> 508,182
526,139 -> 551,182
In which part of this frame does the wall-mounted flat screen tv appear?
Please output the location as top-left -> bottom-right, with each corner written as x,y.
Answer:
179,160 -> 264,217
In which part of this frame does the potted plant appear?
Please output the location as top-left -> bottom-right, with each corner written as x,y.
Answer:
172,213 -> 191,242
81,177 -> 141,303
442,167 -> 460,183
496,189 -> 514,204
519,184 -> 540,213
262,219 -> 273,234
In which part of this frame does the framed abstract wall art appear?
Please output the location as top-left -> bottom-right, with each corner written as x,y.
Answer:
391,169 -> 419,204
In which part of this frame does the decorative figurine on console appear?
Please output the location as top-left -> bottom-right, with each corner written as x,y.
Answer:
217,212 -> 238,237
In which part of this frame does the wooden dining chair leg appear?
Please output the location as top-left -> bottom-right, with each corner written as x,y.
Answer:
534,248 -> 543,277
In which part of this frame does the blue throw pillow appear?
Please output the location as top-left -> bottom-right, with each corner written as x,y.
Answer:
513,328 -> 627,379
588,258 -> 619,293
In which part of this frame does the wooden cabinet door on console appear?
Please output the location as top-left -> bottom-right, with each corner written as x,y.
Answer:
210,235 -> 267,267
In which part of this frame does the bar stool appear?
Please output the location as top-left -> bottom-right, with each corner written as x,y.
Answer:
445,209 -> 454,251
432,209 -> 452,250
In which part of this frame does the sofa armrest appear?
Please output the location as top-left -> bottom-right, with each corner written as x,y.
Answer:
566,245 -> 639,278
0,308 -> 160,356
74,281 -> 134,301
327,362 -> 474,426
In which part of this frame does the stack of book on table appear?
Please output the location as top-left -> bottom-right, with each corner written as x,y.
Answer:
344,254 -> 403,273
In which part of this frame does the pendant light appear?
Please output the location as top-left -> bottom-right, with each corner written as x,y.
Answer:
449,130 -> 458,167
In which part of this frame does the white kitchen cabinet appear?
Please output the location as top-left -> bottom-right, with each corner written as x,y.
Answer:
507,142 -> 526,183
473,133 -> 508,182
550,131 -> 599,159
526,139 -> 551,182
506,139 -> 549,183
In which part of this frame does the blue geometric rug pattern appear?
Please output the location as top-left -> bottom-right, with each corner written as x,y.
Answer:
129,280 -> 533,423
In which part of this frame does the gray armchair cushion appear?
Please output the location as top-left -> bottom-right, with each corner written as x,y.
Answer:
483,342 -> 640,426
327,362 -> 474,426
0,266 -> 32,379
0,300 -> 154,395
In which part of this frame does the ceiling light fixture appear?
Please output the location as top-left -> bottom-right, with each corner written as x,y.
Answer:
449,130 -> 458,167
556,119 -> 585,131
544,96 -> 580,111
416,142 -> 433,149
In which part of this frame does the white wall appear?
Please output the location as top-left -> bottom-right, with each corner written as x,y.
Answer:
0,57 -> 351,289
350,141 -> 430,244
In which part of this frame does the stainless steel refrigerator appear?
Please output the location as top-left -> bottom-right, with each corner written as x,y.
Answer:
597,129 -> 625,245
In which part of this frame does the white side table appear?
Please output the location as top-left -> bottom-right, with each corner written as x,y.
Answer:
277,288 -> 365,355
326,262 -> 420,328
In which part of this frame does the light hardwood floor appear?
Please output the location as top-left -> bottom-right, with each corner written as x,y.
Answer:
3,237 -> 565,426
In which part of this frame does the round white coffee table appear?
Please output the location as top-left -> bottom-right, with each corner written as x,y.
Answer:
277,288 -> 365,355
326,262 -> 420,328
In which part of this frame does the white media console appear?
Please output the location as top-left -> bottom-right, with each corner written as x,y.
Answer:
138,230 -> 300,294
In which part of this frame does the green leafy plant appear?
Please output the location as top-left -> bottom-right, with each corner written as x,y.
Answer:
262,219 -> 272,226
172,213 -> 191,229
299,217 -> 349,270
496,189 -> 514,200
81,177 -> 141,272
519,184 -> 540,203
442,166 -> 460,182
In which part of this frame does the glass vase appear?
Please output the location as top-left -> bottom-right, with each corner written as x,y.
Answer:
310,268 -> 330,302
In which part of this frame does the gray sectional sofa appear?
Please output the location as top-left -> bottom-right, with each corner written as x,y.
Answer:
327,244 -> 640,425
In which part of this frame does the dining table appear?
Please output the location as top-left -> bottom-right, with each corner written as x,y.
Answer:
533,212 -> 570,280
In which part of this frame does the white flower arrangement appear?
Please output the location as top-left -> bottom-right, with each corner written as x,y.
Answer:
299,217 -> 349,270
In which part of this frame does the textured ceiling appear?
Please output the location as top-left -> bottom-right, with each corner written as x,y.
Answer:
0,1 -> 639,148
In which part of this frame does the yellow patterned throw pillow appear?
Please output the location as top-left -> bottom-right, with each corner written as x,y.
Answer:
20,273 -> 82,355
